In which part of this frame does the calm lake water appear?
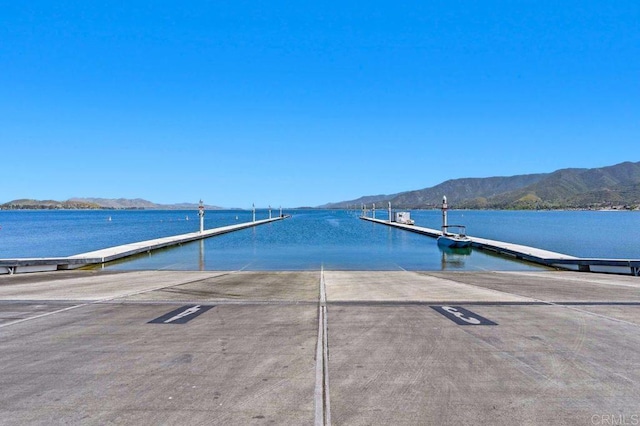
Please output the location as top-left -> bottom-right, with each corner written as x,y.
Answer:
0,209 -> 638,271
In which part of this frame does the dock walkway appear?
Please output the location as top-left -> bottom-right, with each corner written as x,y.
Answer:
0,217 -> 286,275
361,216 -> 640,276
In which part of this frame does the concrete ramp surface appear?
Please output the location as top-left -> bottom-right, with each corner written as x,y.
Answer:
1,270 -> 639,425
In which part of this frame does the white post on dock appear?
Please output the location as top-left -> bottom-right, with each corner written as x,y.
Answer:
252,203 -> 256,222
198,199 -> 205,233
269,205 -> 272,219
279,206 -> 282,217
372,203 -> 376,219
388,202 -> 392,222
361,204 -> 365,217
441,195 -> 448,234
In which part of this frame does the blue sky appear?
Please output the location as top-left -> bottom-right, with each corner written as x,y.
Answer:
1,1 -> 638,208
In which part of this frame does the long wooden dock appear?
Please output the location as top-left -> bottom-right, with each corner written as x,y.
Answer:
361,216 -> 640,276
0,216 -> 287,275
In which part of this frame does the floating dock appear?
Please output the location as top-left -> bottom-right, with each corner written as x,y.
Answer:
361,216 -> 640,276
0,216 -> 287,275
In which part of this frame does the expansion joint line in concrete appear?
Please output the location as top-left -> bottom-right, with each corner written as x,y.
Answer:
544,299 -> 640,328
0,303 -> 90,329
315,267 -> 331,426
0,272 -> 232,329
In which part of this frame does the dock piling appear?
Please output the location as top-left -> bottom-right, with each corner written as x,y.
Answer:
198,200 -> 205,233
441,196 -> 448,233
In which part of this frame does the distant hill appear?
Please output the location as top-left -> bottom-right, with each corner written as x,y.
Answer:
0,199 -> 103,210
321,193 -> 404,209
0,198 -> 222,210
68,197 -> 159,209
320,161 -> 640,210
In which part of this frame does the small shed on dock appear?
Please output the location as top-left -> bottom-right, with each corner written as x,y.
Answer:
394,212 -> 415,225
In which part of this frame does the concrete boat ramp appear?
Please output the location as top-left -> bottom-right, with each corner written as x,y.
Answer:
1,268 -> 640,425
1,214 -> 640,424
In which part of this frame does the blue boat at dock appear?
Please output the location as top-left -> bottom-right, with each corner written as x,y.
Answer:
437,195 -> 472,248
437,224 -> 472,248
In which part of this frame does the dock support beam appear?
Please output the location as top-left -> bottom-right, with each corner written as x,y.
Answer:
198,200 -> 205,233
441,196 -> 448,233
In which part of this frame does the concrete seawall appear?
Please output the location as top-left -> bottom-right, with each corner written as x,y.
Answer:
0,216 -> 287,275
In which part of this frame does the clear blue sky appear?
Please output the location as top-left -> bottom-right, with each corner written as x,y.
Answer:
1,1 -> 638,208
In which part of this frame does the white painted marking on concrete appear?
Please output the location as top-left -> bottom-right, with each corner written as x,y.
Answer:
163,305 -> 201,323
442,306 -> 482,324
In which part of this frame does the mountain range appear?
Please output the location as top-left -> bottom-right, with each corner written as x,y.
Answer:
3,161 -> 639,210
320,161 -> 640,210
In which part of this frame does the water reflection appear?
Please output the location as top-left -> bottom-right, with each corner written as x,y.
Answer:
439,246 -> 472,270
96,210 -> 549,272
199,240 -> 205,271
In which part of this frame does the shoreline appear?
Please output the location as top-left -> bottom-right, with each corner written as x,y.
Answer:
2,206 -> 639,212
